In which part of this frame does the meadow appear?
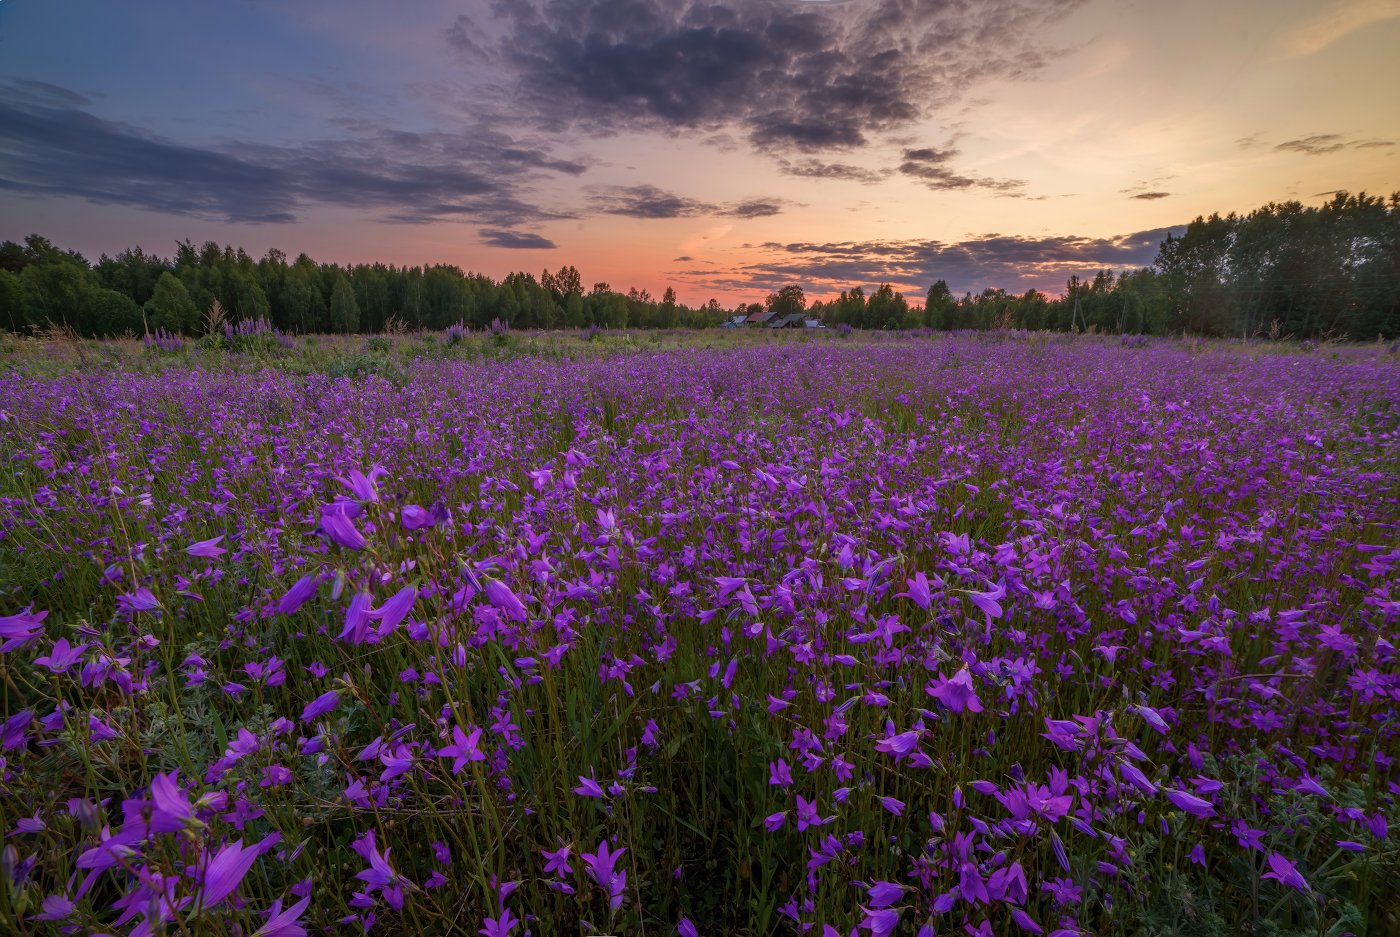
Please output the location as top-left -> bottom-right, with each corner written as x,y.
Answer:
0,329 -> 1396,936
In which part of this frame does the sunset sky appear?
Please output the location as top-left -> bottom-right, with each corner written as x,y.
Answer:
2,0 -> 1397,304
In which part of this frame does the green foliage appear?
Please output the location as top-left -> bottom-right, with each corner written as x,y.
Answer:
20,258 -> 89,328
144,272 -> 200,334
281,258 -> 326,333
924,279 -> 954,329
323,352 -> 406,384
0,269 -> 29,332
765,283 -> 807,317
329,272 -> 360,334
88,288 -> 144,337
93,246 -> 170,306
1156,191 -> 1400,338
867,283 -> 909,329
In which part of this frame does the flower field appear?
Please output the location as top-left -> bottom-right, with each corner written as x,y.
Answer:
0,333 -> 1397,936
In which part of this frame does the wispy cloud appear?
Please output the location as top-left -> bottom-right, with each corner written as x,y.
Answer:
897,146 -> 1028,195
1120,176 -> 1175,201
1279,0 -> 1400,57
1276,134 -> 1349,155
587,184 -> 788,220
777,159 -> 890,185
1275,133 -> 1396,155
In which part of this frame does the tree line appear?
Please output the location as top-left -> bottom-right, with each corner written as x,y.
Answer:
812,191 -> 1398,339
2,190 -> 1395,339
0,238 -> 729,336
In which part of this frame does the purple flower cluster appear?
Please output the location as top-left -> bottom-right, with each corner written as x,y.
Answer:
142,327 -> 185,352
0,335 -> 1395,934
223,316 -> 281,339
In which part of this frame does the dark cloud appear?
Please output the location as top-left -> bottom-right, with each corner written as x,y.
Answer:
898,145 -> 1027,195
480,229 -> 557,248
777,158 -> 889,185
588,184 -> 787,219
471,0 -> 1083,155
1121,176 -> 1174,200
1275,134 -> 1348,155
1274,133 -> 1395,155
673,255 -> 693,262
722,198 -> 784,219
0,81 -> 578,226
589,184 -> 710,218
903,147 -> 958,164
675,226 -> 1182,297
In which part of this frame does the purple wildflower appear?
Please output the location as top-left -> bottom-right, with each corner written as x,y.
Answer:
33,638 -> 87,674
438,724 -> 487,774
337,466 -> 388,502
927,669 -> 984,713
318,501 -> 367,550
0,607 -> 46,650
896,572 -> 934,609
252,893 -> 312,937
573,772 -> 606,798
401,504 -> 437,530
198,834 -> 276,909
186,535 -> 227,558
1261,852 -> 1309,892
1165,788 -> 1216,819
581,839 -> 628,912
480,908 -> 520,937
301,690 -> 341,724
277,574 -> 319,615
116,586 -> 160,615
541,844 -> 572,876
483,578 -> 528,622
352,829 -> 413,910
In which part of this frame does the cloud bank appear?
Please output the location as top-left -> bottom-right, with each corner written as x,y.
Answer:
0,80 -> 579,229
674,226 -> 1182,297
463,0 -> 1082,156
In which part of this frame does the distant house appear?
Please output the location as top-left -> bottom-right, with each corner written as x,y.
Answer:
803,317 -> 824,329
722,314 -> 748,328
747,309 -> 779,326
768,313 -> 807,329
